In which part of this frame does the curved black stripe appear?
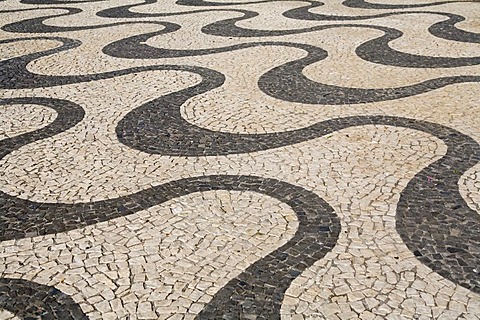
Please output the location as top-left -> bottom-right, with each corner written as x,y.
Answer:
1,97 -> 478,295
8,0 -> 479,46
97,0 -> 157,18
197,179 -> 338,318
343,0 -> 467,9
0,3 -> 479,306
4,8 -> 477,73
103,32 -> 312,59
283,3 -> 480,44
0,7 -> 68,14
396,123 -> 480,293
199,13 -> 480,66
259,55 -> 478,105
285,1 -> 409,20
355,25 -> 480,68
96,0 -> 240,18
0,278 -> 88,319
109,36 -> 479,155
1,7 -> 179,33
118,110 -> 480,297
101,26 -> 480,110
428,13 -> 480,44
21,0 -> 105,3
20,0 -> 108,5
5,33 -> 477,105
0,36 -> 215,90
176,0 -> 296,6
0,98 -> 341,318
0,97 -> 85,159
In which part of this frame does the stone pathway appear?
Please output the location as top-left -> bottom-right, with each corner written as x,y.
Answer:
0,0 -> 479,319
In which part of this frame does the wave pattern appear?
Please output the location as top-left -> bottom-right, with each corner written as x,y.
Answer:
0,0 -> 479,319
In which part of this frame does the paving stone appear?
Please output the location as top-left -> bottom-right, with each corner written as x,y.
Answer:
1,0 -> 480,319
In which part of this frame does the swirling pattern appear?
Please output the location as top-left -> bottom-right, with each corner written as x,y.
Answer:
0,278 -> 88,319
1,0 -> 479,318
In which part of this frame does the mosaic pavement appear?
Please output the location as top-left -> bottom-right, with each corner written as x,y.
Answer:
0,0 -> 479,319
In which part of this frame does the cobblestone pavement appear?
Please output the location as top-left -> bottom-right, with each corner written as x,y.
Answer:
0,0 -> 479,319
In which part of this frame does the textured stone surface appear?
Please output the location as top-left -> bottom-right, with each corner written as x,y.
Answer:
0,0 -> 479,318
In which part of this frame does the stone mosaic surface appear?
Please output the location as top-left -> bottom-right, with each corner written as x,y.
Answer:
0,0 -> 479,319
